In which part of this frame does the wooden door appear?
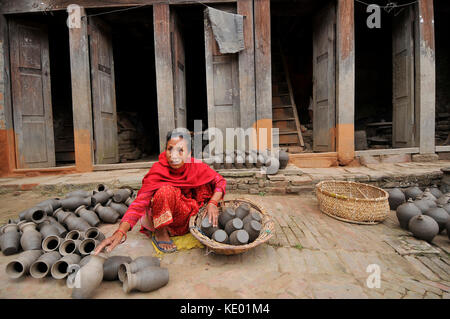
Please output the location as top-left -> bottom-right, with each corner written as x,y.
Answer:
9,20 -> 56,168
171,11 -> 187,129
392,6 -> 415,148
88,17 -> 119,164
204,5 -> 240,147
312,3 -> 336,152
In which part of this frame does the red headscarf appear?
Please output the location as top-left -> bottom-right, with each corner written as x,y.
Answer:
139,152 -> 218,193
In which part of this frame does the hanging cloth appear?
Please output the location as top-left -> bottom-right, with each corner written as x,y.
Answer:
206,7 -> 245,54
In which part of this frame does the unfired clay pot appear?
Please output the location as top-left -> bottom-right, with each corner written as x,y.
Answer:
243,220 -> 262,242
103,256 -> 133,281
106,200 -> 128,217
83,227 -> 106,242
37,198 -> 61,211
51,254 -> 81,279
444,203 -> 450,214
405,186 -> 423,201
422,188 -> 438,202
59,239 -> 81,256
408,215 -> 439,243
429,186 -> 443,199
59,197 -> 94,211
396,199 -> 422,230
201,218 -> 219,238
388,188 -> 406,211
235,204 -> 250,220
53,208 -> 73,224
42,235 -> 62,252
95,184 -> 108,192
124,195 -> 136,206
245,154 -> 255,169
92,190 -> 114,205
79,239 -> 99,256
424,206 -> 449,233
113,188 -> 133,203
211,229 -> 229,245
30,251 -> 61,279
75,205 -> 101,227
413,199 -> 432,213
94,203 -> 119,223
123,266 -> 169,293
436,194 -> 450,206
264,156 -> 280,175
64,215 -> 90,232
35,202 -> 54,217
278,150 -> 289,169
0,224 -> 21,256
19,222 -> 42,251
218,207 -> 235,228
242,211 -> 262,225
229,229 -> 249,245
65,230 -> 83,241
24,207 -> 47,224
225,218 -> 243,235
118,256 -> 161,282
6,250 -> 43,279
234,155 -> 245,169
39,222 -> 60,238
71,253 -> 107,299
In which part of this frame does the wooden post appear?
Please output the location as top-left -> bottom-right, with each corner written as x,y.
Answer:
154,3 -> 175,152
336,0 -> 355,165
68,8 -> 94,172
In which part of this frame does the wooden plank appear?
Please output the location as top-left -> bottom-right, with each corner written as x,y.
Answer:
171,10 -> 186,129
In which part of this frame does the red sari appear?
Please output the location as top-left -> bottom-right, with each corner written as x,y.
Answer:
121,152 -> 226,236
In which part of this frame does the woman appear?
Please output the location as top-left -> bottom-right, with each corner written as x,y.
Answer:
94,131 -> 226,253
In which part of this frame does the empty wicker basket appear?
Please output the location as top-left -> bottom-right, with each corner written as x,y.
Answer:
189,198 -> 275,255
315,181 -> 389,225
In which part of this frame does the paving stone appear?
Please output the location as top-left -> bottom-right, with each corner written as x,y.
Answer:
403,291 -> 424,299
424,291 -> 441,299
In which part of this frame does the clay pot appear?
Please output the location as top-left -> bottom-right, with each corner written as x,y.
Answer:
413,199 -> 432,213
65,190 -> 94,198
83,227 -> 106,242
71,253 -> 107,299
75,205 -> 101,227
218,207 -> 236,228
79,238 -> 99,256
242,211 -> 262,225
264,156 -> 280,175
18,208 -> 30,221
422,189 -> 438,202
37,198 -> 61,211
53,208 -> 72,224
92,190 -> 114,205
200,218 -> 219,238
211,229 -> 229,244
436,194 -> 450,206
225,218 -> 244,235
59,239 -> 81,256
42,235 -> 62,252
113,188 -> 133,203
59,196 -> 94,211
256,153 -> 265,168
243,220 -> 262,242
278,150 -> 289,169
95,184 -> 108,192
103,256 -> 133,281
234,154 -> 245,169
118,256 -> 161,282
49,220 -> 68,238
245,153 -> 255,169
64,214 -> 91,232
224,154 -> 234,169
50,254 -> 81,279
443,203 -> 450,214
124,195 -> 136,206
30,251 -> 61,279
23,207 -> 47,224
123,266 -> 169,293
35,202 -> 54,217
396,199 -> 422,230
229,229 -> 249,245
424,206 -> 449,233
408,215 -> 439,243
405,187 -> 423,201
235,204 -> 250,220
388,188 -> 406,210
19,222 -> 42,251
66,230 -> 83,241
0,224 -> 21,256
429,186 -> 443,199
39,222 -> 60,238
213,156 -> 222,170
106,199 -> 128,217
6,250 -> 43,279
94,203 -> 119,223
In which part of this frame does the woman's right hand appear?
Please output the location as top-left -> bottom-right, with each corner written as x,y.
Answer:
93,231 -> 124,255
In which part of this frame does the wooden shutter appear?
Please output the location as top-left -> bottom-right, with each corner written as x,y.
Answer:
9,20 -> 56,168
88,17 -> 119,164
312,3 -> 336,152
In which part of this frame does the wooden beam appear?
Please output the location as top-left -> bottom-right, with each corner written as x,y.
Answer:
68,8 -> 94,172
153,3 -> 175,152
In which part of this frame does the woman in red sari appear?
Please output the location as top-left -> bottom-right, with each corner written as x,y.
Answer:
94,131 -> 226,253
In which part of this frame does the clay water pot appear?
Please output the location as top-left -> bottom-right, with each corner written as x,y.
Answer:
71,253 -> 107,299
6,250 -> 43,279
75,205 -> 101,227
264,156 -> 280,175
234,154 -> 245,169
225,218 -> 244,235
42,235 -> 62,252
51,254 -> 81,279
243,220 -> 262,242
8,218 -> 20,224
118,256 -> 161,282
30,251 -> 61,279
66,255 -> 92,283
255,153 -> 265,168
437,194 -> 450,206
388,188 -> 406,210
113,188 -> 133,203
83,227 -> 106,242
124,195 -> 136,206
24,207 -> 47,224
95,184 -> 108,192
50,220 -> 68,238
424,206 -> 449,233
66,230 -> 83,241
65,190 -> 94,198
229,229 -> 249,245
408,215 -> 439,243
396,199 -> 422,230
59,239 -> 81,256
443,203 -> 450,214
35,202 -> 54,217
0,224 -> 21,255
123,266 -> 169,293
242,211 -> 262,225
39,222 -> 60,238
200,218 -> 219,238
79,238 -> 99,256
37,198 -> 61,211
413,199 -> 432,214
18,208 -> 30,221
429,186 -> 443,199
103,256 -> 133,281
278,150 -> 289,169
245,153 -> 255,169
235,204 -> 250,220
64,215 -> 91,232
405,187 -> 423,201
19,222 -> 42,251
106,200 -> 128,217
422,189 -> 437,202
94,203 -> 119,223
211,229 -> 229,244
224,154 -> 234,169
53,208 -> 72,224
218,207 -> 236,228
92,190 -> 114,205
59,196 -> 94,211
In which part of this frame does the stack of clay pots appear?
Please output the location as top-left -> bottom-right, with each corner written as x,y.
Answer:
391,186 -> 450,243
201,203 -> 263,246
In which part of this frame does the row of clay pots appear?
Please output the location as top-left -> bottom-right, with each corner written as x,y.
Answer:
42,227 -> 105,253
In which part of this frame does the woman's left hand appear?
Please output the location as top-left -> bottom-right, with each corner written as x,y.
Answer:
204,203 -> 219,227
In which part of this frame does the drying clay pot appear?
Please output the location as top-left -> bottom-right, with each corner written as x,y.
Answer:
51,254 -> 81,279
278,150 -> 289,169
59,196 -> 94,211
245,153 -> 255,169
53,208 -> 73,224
30,251 -> 61,279
37,198 -> 61,211
396,199 -> 422,230
234,154 -> 245,169
92,190 -> 114,205
413,199 -> 432,214
94,203 -> 119,223
408,215 -> 439,243
35,202 -> 54,217
103,256 -> 133,281
6,250 -> 43,279
436,194 -> 450,206
213,156 -> 222,170
79,238 -> 99,256
422,188 -> 438,202
83,227 -> 106,242
229,229 -> 249,246
106,200 -> 128,217
71,253 -> 107,299
388,188 -> 406,210
118,256 -> 161,282
39,222 -> 60,238
235,204 -> 250,220
50,220 -> 68,238
42,235 -> 62,252
66,230 -> 83,241
429,186 -> 443,199
59,239 -> 81,256
124,195 -> 136,206
218,207 -> 236,228
443,203 -> 450,214
200,218 -> 219,238
75,205 -> 101,227
19,222 -> 42,251
123,266 -> 169,293
225,218 -> 244,235
264,156 -> 280,175
211,229 -> 229,244
65,190 -> 94,198
243,220 -> 262,242
405,186 -> 423,201
23,207 -> 47,224
0,224 -> 21,256
113,188 -> 133,203
424,206 -> 449,233
242,211 -> 262,225
95,184 -> 108,192
224,155 -> 234,169
64,214 -> 91,232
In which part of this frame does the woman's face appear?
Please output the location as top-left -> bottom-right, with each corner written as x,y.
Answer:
166,137 -> 190,169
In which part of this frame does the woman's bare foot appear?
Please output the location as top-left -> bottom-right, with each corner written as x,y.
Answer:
154,227 -> 176,251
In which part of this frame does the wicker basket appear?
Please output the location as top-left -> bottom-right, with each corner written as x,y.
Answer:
189,198 -> 275,255
315,180 -> 389,225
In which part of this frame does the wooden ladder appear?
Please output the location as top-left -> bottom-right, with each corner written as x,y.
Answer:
271,42 -> 304,151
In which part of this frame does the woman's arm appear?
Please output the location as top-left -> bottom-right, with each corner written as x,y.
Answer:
204,173 -> 226,227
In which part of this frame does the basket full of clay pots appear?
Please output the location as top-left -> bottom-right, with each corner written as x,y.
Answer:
189,198 -> 275,255
315,181 -> 390,224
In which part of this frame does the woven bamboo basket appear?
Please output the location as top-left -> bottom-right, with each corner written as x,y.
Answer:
189,198 -> 275,255
315,180 -> 389,225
